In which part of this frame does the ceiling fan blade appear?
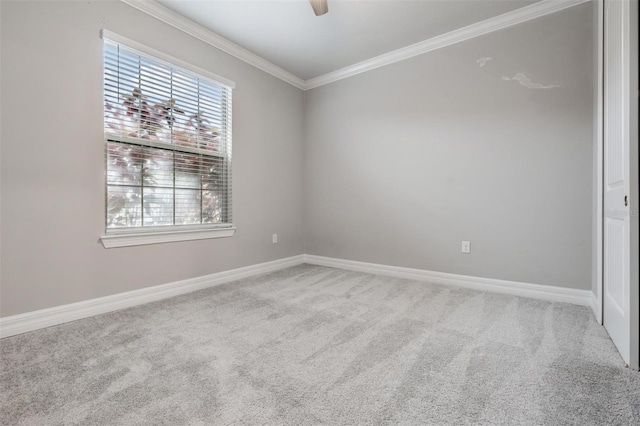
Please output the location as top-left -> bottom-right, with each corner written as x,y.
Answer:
309,0 -> 329,16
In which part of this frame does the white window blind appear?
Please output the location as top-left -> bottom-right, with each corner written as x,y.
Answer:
103,36 -> 233,234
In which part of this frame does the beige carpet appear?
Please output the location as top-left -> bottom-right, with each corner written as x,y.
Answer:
1,264 -> 639,425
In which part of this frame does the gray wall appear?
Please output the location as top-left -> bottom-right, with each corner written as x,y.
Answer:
0,1 -> 598,319
0,1 -> 304,317
303,3 -> 595,290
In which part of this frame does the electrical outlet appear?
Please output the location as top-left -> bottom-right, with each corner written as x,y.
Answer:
272,234 -> 278,244
461,241 -> 471,254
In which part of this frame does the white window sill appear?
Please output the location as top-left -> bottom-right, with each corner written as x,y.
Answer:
100,226 -> 236,248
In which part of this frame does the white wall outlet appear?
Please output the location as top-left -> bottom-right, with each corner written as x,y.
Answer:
272,234 -> 278,244
461,241 -> 471,254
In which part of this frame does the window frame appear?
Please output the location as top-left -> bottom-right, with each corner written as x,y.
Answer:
99,30 -> 236,248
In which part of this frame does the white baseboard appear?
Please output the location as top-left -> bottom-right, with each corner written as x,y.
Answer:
1,253 -> 594,339
304,255 -> 592,306
590,292 -> 602,324
0,255 -> 305,339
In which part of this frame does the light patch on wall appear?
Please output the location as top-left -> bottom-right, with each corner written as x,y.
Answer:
501,73 -> 561,89
477,57 -> 493,67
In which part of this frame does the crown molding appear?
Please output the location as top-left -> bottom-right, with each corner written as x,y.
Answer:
304,0 -> 590,89
120,0 -> 306,90
121,0 -> 589,92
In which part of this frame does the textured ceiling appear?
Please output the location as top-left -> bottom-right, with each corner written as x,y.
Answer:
157,0 -> 541,80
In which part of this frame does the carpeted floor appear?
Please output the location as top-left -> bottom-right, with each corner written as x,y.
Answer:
1,264 -> 639,425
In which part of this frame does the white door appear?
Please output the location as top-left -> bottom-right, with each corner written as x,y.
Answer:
603,0 -> 631,365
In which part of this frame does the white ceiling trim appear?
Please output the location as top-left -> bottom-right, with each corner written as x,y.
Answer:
120,0 -> 306,89
121,0 -> 589,91
304,0 -> 590,89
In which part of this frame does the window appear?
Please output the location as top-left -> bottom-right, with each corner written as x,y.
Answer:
100,31 -> 235,248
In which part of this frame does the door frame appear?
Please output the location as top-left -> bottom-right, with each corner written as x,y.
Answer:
594,0 -> 604,326
628,0 -> 638,372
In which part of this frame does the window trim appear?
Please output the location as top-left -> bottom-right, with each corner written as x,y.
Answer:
100,226 -> 237,248
100,30 -> 235,248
